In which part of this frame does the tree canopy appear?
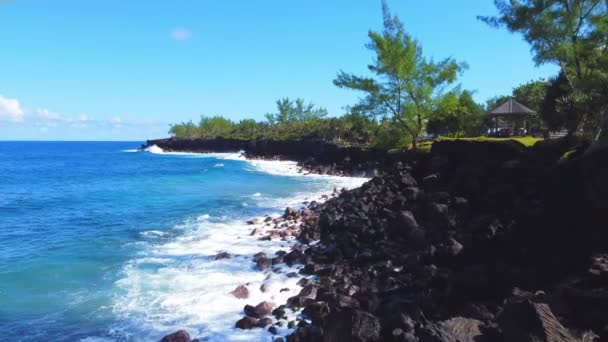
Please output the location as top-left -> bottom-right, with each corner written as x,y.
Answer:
334,0 -> 467,149
480,0 -> 608,137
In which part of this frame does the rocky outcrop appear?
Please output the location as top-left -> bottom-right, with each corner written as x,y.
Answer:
143,137 -> 421,177
159,138 -> 608,341
269,139 -> 608,341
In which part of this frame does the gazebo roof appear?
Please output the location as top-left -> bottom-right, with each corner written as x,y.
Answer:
488,99 -> 536,116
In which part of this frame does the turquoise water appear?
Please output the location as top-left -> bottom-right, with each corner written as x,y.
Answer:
0,141 -> 365,341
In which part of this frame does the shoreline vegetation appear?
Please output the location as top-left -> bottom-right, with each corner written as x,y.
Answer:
152,0 -> 608,341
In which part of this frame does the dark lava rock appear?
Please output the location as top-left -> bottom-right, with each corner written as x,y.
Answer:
286,325 -> 323,342
297,278 -> 313,287
214,252 -> 231,260
272,305 -> 287,319
302,301 -> 331,324
323,309 -> 381,342
256,317 -> 273,328
419,317 -> 489,342
498,299 -> 574,342
244,301 -> 274,318
235,316 -> 258,330
256,257 -> 272,271
160,330 -> 190,342
230,285 -> 249,299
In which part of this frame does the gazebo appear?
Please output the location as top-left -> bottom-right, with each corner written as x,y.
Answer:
487,99 -> 537,136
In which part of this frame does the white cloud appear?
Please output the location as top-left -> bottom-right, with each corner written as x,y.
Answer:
0,95 -> 25,122
36,108 -> 62,127
67,114 -> 92,128
108,116 -> 122,128
171,27 -> 192,41
37,108 -> 61,121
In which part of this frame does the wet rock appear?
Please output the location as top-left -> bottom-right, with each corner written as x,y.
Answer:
256,257 -> 272,271
244,301 -> 274,318
230,285 -> 249,299
272,305 -> 287,319
298,285 -> 318,299
214,252 -> 231,260
253,252 -> 267,261
287,295 -> 315,308
235,316 -> 258,330
302,301 -> 330,324
250,227 -> 264,236
247,218 -> 259,225
297,278 -> 313,287
284,250 -> 305,266
256,317 -> 273,328
160,330 -> 190,342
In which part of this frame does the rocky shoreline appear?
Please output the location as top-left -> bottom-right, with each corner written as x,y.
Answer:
143,137 -> 420,177
158,137 -> 608,342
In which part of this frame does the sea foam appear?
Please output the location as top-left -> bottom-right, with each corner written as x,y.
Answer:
106,148 -> 369,341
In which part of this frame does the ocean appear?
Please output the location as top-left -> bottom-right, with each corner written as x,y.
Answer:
0,141 -> 367,342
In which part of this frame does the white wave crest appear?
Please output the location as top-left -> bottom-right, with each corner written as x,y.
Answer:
144,145 -> 164,154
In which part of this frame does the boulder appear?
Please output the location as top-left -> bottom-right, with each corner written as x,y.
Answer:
214,252 -> 231,260
230,285 -> 249,299
244,301 -> 274,318
160,330 -> 190,342
419,317 -> 489,342
323,309 -> 381,342
235,316 -> 258,330
256,317 -> 273,328
256,257 -> 272,271
498,300 -> 574,342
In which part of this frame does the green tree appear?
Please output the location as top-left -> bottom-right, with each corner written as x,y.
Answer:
480,0 -> 608,137
486,95 -> 513,112
334,1 -> 466,149
265,98 -> 328,124
233,119 -> 262,139
513,79 -> 549,113
428,90 -> 486,137
198,115 -> 234,138
169,120 -> 199,139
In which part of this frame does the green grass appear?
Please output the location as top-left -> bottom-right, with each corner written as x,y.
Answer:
439,136 -> 543,147
413,136 -> 544,152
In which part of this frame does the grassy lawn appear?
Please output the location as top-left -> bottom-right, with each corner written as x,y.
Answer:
440,136 -> 543,147
414,136 -> 544,152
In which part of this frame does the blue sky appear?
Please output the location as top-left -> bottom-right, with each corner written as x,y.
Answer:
0,0 -> 558,141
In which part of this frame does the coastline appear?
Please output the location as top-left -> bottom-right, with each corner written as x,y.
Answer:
142,145 -> 369,341
150,138 -> 608,342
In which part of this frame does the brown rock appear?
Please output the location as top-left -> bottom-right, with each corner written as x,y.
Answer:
245,301 -> 274,318
235,316 -> 258,329
160,330 -> 190,342
230,285 -> 249,299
